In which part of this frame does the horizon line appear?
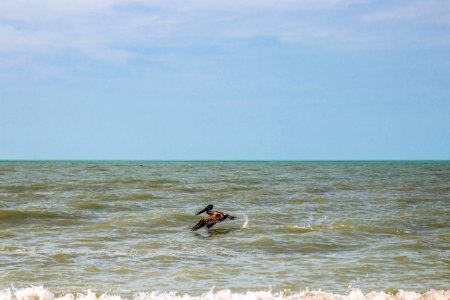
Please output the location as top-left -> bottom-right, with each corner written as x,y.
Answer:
1,159 -> 449,162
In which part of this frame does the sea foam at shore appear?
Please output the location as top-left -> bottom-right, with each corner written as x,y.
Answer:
1,287 -> 449,300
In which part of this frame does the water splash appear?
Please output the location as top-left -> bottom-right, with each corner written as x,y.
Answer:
241,213 -> 249,229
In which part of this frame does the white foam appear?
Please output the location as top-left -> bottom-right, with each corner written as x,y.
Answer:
1,287 -> 449,300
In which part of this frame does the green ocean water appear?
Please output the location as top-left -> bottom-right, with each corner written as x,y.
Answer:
0,161 -> 449,298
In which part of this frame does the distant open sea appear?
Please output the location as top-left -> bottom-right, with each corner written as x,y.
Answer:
0,161 -> 449,300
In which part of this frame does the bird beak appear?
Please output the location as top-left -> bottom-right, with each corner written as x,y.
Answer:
196,208 -> 207,215
196,204 -> 213,215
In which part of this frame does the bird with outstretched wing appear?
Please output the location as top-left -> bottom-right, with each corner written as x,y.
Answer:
191,204 -> 235,231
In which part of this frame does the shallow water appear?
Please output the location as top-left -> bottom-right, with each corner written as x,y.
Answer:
0,161 -> 449,297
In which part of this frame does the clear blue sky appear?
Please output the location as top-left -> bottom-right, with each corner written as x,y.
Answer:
1,1 -> 449,160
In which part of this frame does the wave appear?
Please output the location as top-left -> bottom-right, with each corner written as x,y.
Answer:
142,179 -> 183,187
0,209 -> 81,223
202,178 -> 265,185
249,237 -> 276,246
143,212 -> 197,228
1,183 -> 53,193
70,201 -> 110,209
76,192 -> 159,202
0,287 -> 449,300
284,224 -> 410,235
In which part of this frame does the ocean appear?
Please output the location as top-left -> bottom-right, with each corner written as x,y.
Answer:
0,161 -> 449,300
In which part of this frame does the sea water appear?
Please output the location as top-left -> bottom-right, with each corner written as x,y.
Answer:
0,161 -> 449,300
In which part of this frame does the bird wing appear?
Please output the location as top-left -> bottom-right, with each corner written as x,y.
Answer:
191,218 -> 207,231
206,219 -> 219,229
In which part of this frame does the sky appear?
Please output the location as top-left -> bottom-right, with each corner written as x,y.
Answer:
1,0 -> 449,160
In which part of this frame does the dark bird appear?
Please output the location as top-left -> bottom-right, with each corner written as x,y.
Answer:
191,204 -> 235,231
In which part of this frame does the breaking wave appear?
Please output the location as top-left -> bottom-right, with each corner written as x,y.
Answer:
0,287 -> 449,300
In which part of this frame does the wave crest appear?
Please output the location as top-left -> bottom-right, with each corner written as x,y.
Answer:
2,287 -> 449,300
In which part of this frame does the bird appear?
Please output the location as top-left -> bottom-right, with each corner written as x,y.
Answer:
191,204 -> 235,231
